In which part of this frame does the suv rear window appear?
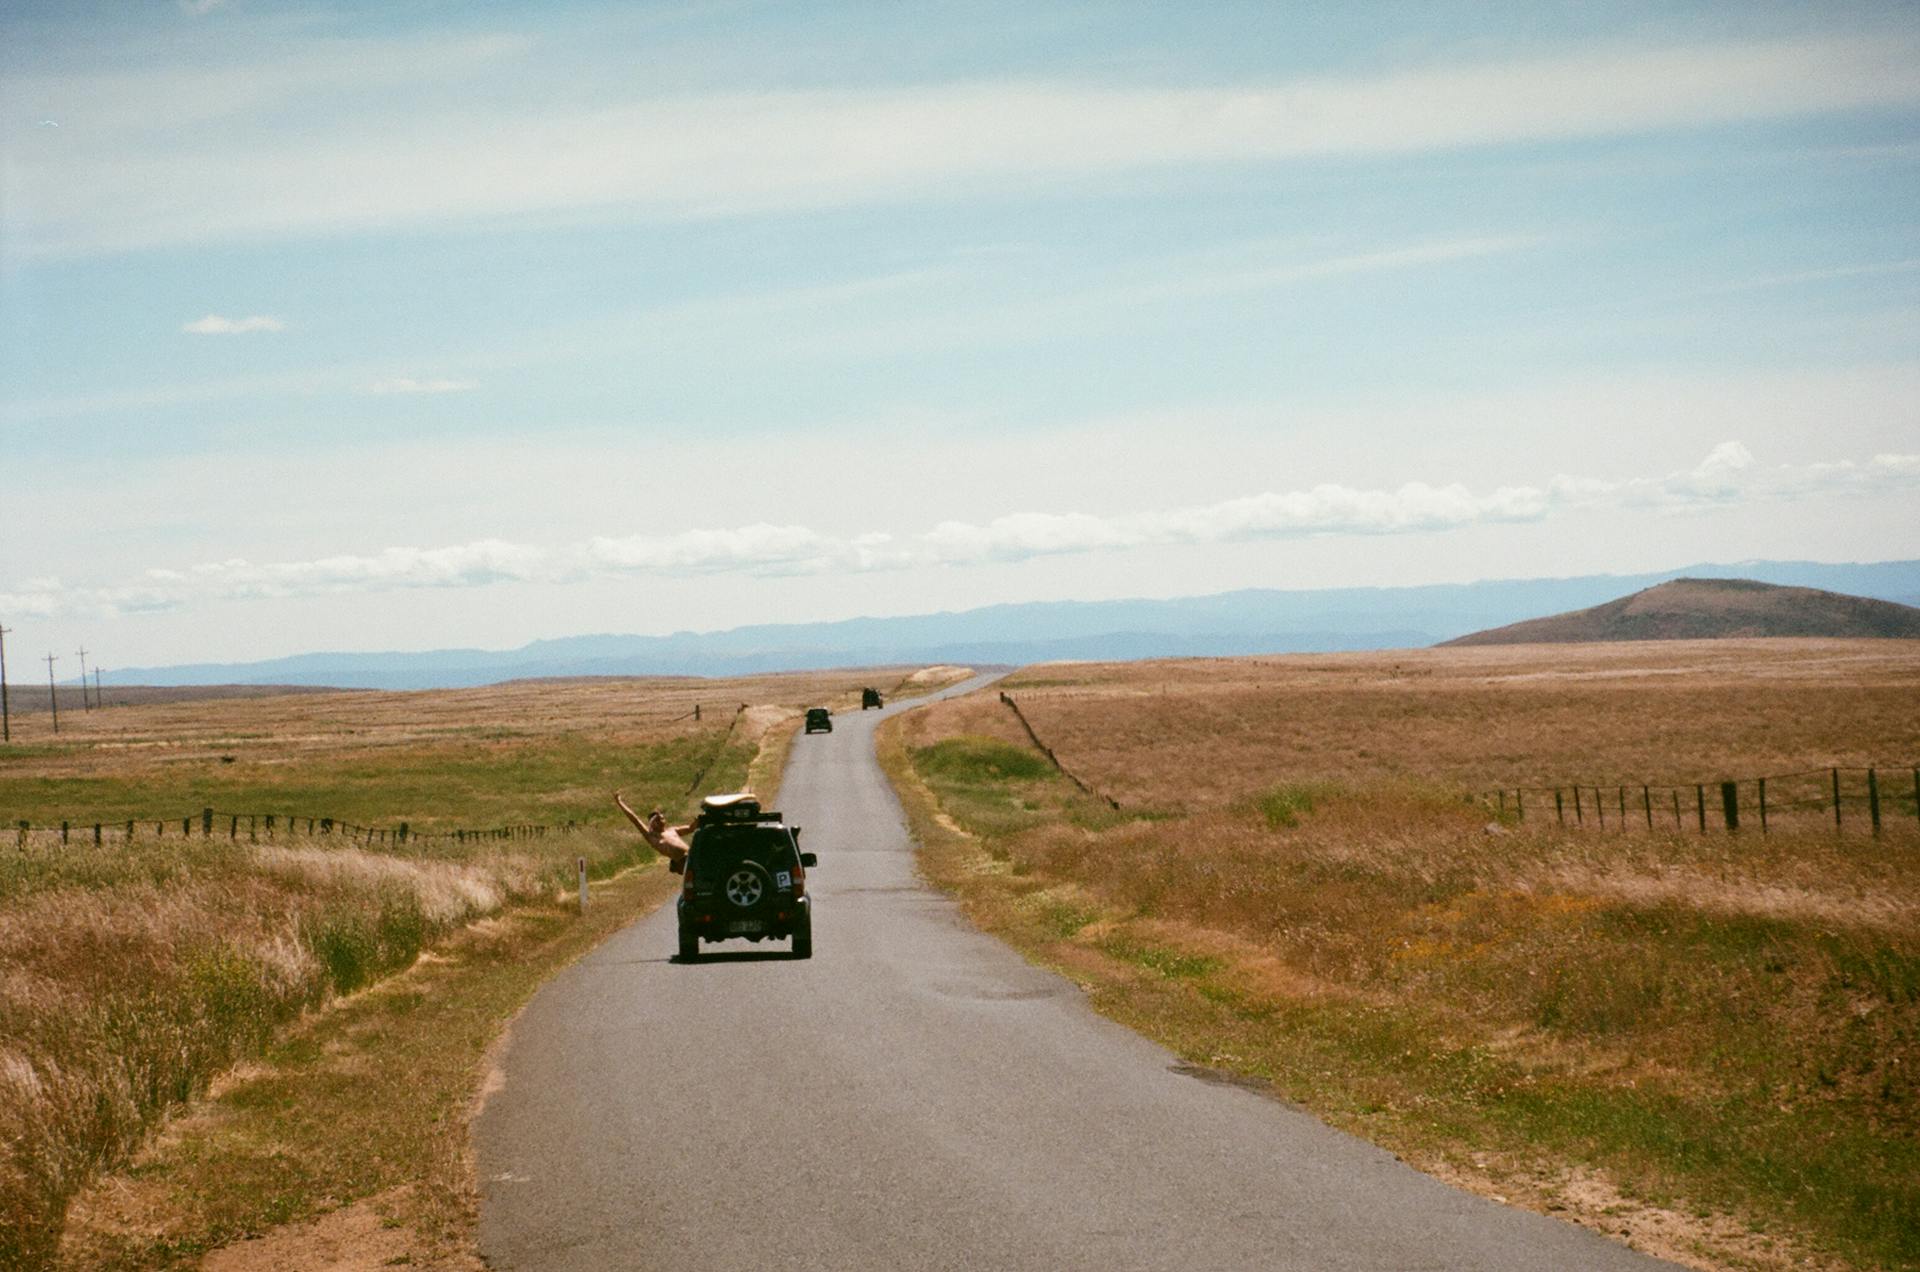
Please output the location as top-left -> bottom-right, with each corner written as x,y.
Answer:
687,825 -> 798,878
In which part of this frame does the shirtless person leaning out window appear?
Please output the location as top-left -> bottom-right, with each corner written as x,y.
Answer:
614,791 -> 692,872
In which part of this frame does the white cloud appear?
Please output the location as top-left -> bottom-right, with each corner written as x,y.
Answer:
10,34 -> 1920,255
182,314 -> 285,335
9,444 -> 1916,621
366,376 -> 476,395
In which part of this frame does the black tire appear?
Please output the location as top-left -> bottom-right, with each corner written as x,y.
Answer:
791,920 -> 812,960
678,927 -> 699,961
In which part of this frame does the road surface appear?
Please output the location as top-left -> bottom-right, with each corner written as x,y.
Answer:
475,675 -> 1676,1270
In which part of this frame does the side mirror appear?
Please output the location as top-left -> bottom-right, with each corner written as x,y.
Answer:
800,852 -> 818,868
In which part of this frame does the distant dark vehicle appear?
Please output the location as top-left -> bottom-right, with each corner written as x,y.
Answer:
861,687 -> 883,709
677,793 -> 815,960
804,707 -> 832,733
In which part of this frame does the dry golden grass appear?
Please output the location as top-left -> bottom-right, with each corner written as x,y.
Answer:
0,669 -> 886,825
990,639 -> 1920,814
897,641 -> 1920,1270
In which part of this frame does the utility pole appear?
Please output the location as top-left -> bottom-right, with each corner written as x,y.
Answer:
44,654 -> 59,734
75,645 -> 90,710
0,622 -> 12,742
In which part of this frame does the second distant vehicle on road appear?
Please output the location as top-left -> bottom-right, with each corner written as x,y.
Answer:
804,707 -> 832,733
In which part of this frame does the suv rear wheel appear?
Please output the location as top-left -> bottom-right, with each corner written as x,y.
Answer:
792,916 -> 812,959
678,927 -> 699,961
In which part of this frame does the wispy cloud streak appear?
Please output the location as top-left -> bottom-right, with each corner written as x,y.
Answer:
366,376 -> 475,395
9,35 -> 1919,255
182,314 -> 285,335
6,445 -> 1915,619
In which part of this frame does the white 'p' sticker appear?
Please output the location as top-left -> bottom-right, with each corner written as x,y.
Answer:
777,871 -> 792,889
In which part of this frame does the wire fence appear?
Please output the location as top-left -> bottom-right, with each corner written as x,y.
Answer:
998,692 -> 1121,809
999,694 -> 1917,839
9,807 -> 578,851
1479,766 -> 1920,837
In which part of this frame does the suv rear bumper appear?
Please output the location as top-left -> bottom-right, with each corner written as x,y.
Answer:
678,894 -> 810,941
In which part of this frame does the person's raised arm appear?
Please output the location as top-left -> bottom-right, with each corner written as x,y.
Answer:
613,791 -> 654,840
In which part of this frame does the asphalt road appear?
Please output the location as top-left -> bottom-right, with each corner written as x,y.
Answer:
475,675 -> 1678,1271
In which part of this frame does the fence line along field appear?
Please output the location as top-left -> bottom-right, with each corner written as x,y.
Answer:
0,668 -> 907,1269
895,639 -> 1920,1271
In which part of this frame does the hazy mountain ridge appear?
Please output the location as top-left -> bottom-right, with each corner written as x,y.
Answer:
1441,577 -> 1920,646
108,559 -> 1920,690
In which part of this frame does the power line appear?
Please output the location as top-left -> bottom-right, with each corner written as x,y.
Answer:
43,653 -> 59,734
0,622 -> 12,743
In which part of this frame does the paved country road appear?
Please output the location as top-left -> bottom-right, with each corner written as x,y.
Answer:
475,675 -> 1678,1271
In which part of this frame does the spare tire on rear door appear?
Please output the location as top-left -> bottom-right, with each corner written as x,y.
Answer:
723,860 -> 774,913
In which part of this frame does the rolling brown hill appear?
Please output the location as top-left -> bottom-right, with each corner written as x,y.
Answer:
1439,577 -> 1920,646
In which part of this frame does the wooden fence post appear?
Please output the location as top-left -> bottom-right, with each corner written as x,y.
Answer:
61,821 -> 69,844
1721,781 -> 1739,833
1617,786 -> 1626,827
202,807 -> 213,837
1868,768 -> 1881,836
229,815 -> 237,839
1574,787 -> 1584,825
1555,788 -> 1565,825
1498,790 -> 1506,817
1758,778 -> 1768,833
1832,768 -> 1842,831
1642,785 -> 1653,829
183,816 -> 192,836
1516,790 -> 1524,822
1671,789 -> 1681,829
126,819 -> 134,842
16,821 -> 27,850
1595,788 -> 1605,829
1695,785 -> 1707,833
93,823 -> 101,845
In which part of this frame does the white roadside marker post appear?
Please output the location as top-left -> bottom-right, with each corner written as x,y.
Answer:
578,857 -> 588,914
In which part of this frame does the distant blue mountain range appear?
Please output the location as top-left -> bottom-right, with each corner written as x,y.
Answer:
114,559 -> 1920,690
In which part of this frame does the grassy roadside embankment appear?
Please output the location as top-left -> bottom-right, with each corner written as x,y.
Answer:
0,673 -> 843,1268
879,645 -> 1920,1272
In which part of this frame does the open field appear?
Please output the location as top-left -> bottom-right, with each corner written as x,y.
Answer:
0,668 -> 902,1268
890,640 -> 1920,1271
0,668 -> 927,835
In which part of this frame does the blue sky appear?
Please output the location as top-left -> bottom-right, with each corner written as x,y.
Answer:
2,1 -> 1917,670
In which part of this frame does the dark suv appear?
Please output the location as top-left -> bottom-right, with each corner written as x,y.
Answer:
677,794 -> 816,960
804,707 -> 832,733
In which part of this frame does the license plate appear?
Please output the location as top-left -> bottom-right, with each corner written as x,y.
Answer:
727,920 -> 764,933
